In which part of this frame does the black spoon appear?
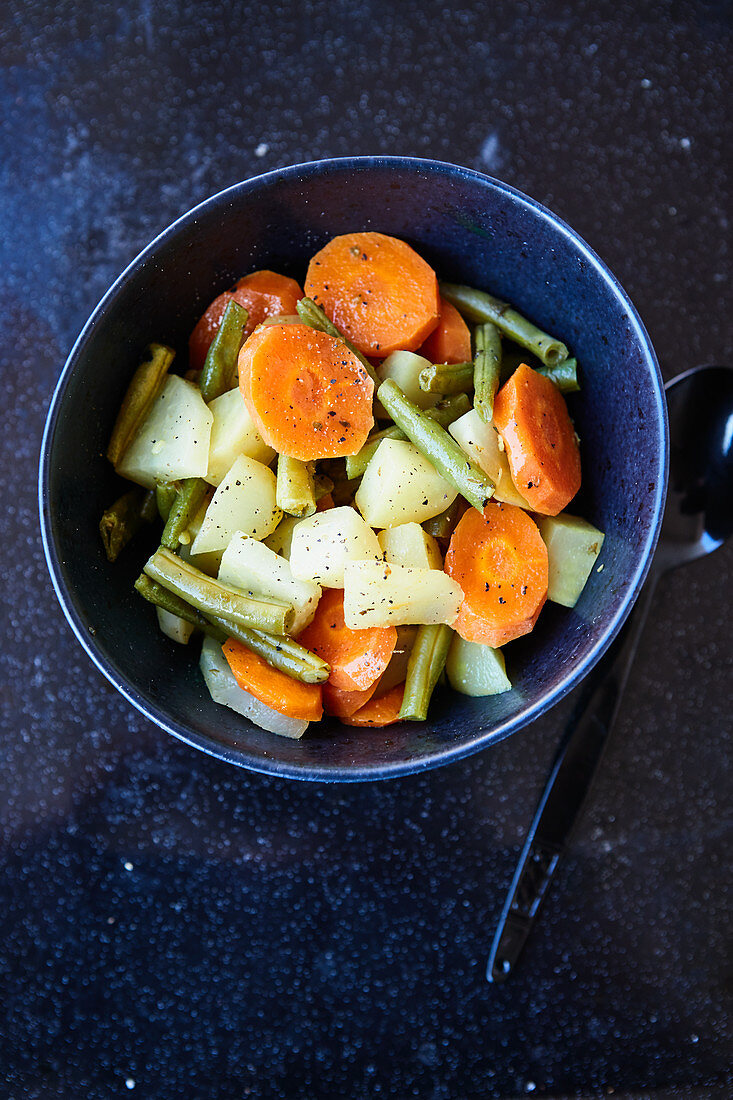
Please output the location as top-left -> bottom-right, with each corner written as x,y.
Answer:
487,364 -> 733,983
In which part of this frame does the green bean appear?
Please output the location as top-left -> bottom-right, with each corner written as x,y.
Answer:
345,425 -> 405,480
398,624 -> 453,721
134,575 -> 225,639
473,322 -> 502,423
160,478 -> 209,549
418,362 -> 474,394
536,357 -> 580,393
296,297 -> 380,388
440,283 -> 568,367
199,299 -> 249,402
99,488 -> 158,563
204,615 -> 330,684
143,548 -> 294,634
155,483 -> 178,522
423,497 -> 468,540
276,455 -> 316,518
106,342 -> 175,466
377,380 -> 495,512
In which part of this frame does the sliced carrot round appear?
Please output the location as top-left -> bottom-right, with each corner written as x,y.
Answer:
238,323 -> 374,460
341,683 -> 405,727
297,588 -> 397,692
493,363 -> 581,516
304,232 -> 440,358
189,270 -> 303,371
444,503 -> 548,648
323,680 -> 379,719
222,639 -> 323,721
418,297 -> 472,364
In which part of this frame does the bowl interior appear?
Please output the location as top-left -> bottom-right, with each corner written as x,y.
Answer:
40,158 -> 667,780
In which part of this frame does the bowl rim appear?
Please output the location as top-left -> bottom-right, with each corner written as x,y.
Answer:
38,154 -> 669,782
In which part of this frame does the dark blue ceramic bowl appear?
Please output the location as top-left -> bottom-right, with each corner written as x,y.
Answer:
39,157 -> 668,781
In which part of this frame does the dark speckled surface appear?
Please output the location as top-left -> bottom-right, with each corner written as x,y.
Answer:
2,1 -> 732,1096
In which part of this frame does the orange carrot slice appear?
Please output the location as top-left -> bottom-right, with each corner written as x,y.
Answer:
493,363 -> 581,516
444,503 -> 548,647
323,680 -> 379,718
341,684 -> 405,726
189,270 -> 303,371
304,232 -> 440,358
222,639 -> 323,720
238,323 -> 374,461
418,297 -> 472,364
297,588 -> 397,692
315,492 -> 335,512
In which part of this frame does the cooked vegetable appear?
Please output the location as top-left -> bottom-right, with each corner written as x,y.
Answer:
377,523 -> 443,570
143,547 -> 294,634
446,635 -> 512,696
341,683 -> 405,727
444,503 -> 548,647
377,380 -> 495,514
99,488 -> 157,562
156,607 -> 195,645
473,321 -> 502,423
343,560 -> 463,628
199,299 -> 249,402
537,357 -> 580,393
377,351 -> 439,410
322,680 -> 379,718
191,454 -> 281,554
418,297 -> 472,364
189,270 -> 304,372
276,455 -> 316,518
493,363 -> 581,515
160,478 -> 209,550
304,232 -> 440,358
355,437 -> 458,528
423,497 -> 468,540
222,638 -> 323,720
535,513 -> 605,607
398,623 -> 453,721
205,386 -> 275,485
298,587 -> 396,691
107,343 -> 175,467
200,636 -> 309,738
418,361 -> 473,394
238,323 -> 374,461
289,506 -> 382,587
345,425 -> 405,480
295,296 -> 380,387
116,375 -> 213,489
155,483 -> 178,522
134,574 -> 223,636
218,533 -> 321,636
205,615 -> 330,684
263,514 -> 305,559
440,282 -> 569,367
448,408 -> 530,509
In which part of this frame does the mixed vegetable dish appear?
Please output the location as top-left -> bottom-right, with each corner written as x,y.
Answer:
100,232 -> 605,739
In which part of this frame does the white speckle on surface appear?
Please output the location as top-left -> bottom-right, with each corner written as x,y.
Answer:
125,1079 -> 135,1090
641,77 -> 652,88
124,861 -> 133,871
669,205 -> 677,215
480,132 -> 501,169
680,136 -> 691,149
255,142 -> 269,157
525,1082 -> 536,1093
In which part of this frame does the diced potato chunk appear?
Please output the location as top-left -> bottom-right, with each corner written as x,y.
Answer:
446,634 -> 512,696
343,560 -> 463,628
289,507 -> 382,588
199,636 -> 308,738
378,523 -> 443,570
205,387 -> 276,486
178,496 -> 222,576
218,533 -> 321,635
536,513 -> 605,607
449,409 -> 529,508
117,375 -> 213,488
263,514 -> 305,559
377,351 -> 438,410
156,607 -> 194,645
355,438 -> 457,528
191,455 -> 281,554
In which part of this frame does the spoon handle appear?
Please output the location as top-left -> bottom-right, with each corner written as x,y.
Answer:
487,579 -> 657,983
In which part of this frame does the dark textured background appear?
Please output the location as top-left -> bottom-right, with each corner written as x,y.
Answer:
2,1 -> 731,1097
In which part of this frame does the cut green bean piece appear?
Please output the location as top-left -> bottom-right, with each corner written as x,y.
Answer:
160,478 -> 209,549
204,614 -> 330,684
398,623 -> 453,721
377,380 -> 495,512
473,322 -> 502,423
134,574 -> 226,639
418,362 -> 474,394
296,297 -> 380,388
440,282 -> 568,367
276,455 -> 316,518
107,342 -> 175,466
428,392 -> 472,425
345,425 -> 405,480
200,299 -> 249,402
99,488 -> 157,563
143,548 -> 294,634
156,483 -> 178,522
423,497 -> 468,540
536,357 -> 580,393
